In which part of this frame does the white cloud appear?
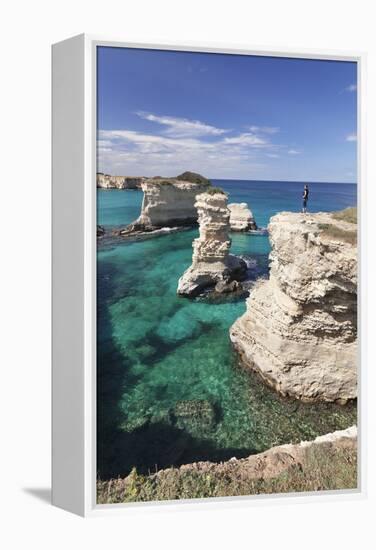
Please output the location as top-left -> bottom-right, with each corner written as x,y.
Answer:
98,116 -> 292,177
222,132 -> 268,147
98,127 -> 274,177
136,111 -> 229,137
346,134 -> 357,142
346,84 -> 357,92
248,125 -> 280,134
287,149 -> 301,155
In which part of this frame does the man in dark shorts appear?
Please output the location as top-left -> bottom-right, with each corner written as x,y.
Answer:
302,184 -> 309,213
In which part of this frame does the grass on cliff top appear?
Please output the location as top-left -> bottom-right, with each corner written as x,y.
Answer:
150,171 -> 212,187
97,445 -> 357,504
205,186 -> 227,195
176,171 -> 211,185
152,179 -> 174,186
317,207 -> 357,245
332,207 -> 357,224
318,223 -> 357,245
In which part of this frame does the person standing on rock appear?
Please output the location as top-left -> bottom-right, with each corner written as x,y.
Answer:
302,184 -> 309,214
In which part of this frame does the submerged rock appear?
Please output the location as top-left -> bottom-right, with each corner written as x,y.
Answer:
156,306 -> 200,343
230,211 -> 357,403
177,191 -> 247,296
172,399 -> 217,432
228,202 -> 257,231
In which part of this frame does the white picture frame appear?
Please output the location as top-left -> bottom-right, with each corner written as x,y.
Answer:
52,34 -> 366,517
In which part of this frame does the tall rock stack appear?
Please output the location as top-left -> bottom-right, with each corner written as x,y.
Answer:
230,211 -> 357,403
177,191 -> 247,296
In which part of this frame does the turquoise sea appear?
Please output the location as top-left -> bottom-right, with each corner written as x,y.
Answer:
97,180 -> 357,480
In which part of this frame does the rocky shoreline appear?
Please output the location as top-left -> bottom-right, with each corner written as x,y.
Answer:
97,175 -> 358,501
97,171 -> 262,247
97,426 -> 357,503
230,211 -> 357,403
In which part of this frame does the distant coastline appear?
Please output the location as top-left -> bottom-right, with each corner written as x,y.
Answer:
97,172 -> 356,187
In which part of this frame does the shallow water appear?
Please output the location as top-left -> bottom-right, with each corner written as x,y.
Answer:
97,180 -> 357,480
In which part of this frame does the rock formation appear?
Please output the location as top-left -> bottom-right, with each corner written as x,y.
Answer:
97,425 -> 357,503
154,424 -> 357,483
120,173 -> 211,235
177,191 -> 247,296
97,173 -> 144,189
230,211 -> 357,403
228,202 -> 257,231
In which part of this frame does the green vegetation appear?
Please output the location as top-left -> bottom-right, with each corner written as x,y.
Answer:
176,171 -> 211,185
154,179 -> 173,186
318,223 -> 357,245
332,207 -> 357,224
97,444 -> 357,504
206,186 -> 226,195
150,172 -> 212,186
318,207 -> 357,245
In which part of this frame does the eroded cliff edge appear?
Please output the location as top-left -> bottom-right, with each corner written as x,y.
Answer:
97,426 -> 357,503
97,173 -> 144,189
230,210 -> 357,403
119,172 -> 211,235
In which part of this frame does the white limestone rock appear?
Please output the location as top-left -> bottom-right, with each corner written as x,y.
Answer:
230,211 -> 357,403
134,177 -> 210,230
97,173 -> 144,189
228,202 -> 257,231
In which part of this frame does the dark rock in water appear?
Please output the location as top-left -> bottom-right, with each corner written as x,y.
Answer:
97,225 -> 105,237
172,400 -> 218,432
214,279 -> 241,294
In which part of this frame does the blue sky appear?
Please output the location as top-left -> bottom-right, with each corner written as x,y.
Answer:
97,47 -> 357,182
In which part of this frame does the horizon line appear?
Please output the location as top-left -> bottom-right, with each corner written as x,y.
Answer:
212,177 -> 357,185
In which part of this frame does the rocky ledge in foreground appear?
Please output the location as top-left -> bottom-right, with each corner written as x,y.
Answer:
230,210 -> 357,403
97,426 -> 357,503
229,202 -> 257,231
177,190 -> 247,296
117,172 -> 211,237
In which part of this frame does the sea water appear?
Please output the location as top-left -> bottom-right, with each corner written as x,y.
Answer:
97,180 -> 357,480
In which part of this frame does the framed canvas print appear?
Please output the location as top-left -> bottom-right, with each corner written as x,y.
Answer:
52,34 -> 365,516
